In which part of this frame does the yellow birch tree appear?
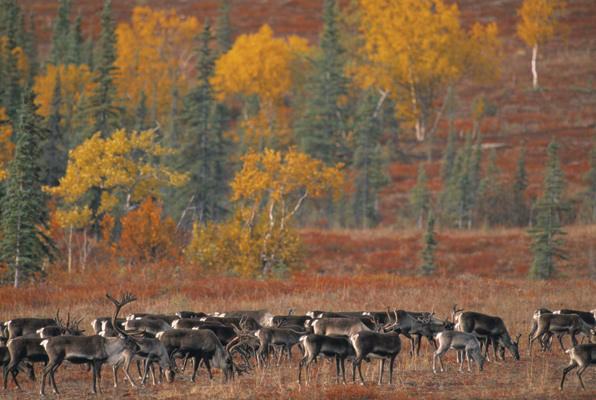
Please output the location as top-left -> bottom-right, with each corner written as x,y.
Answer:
211,24 -> 310,149
114,6 -> 200,126
517,0 -> 568,90
357,0 -> 501,141
185,147 -> 344,277
46,128 -> 188,272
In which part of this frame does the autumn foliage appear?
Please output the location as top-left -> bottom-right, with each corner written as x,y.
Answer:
118,197 -> 181,268
186,147 -> 344,277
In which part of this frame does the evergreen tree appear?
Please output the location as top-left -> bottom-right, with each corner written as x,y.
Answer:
419,209 -> 437,276
23,11 -> 39,83
216,0 -> 232,55
85,0 -> 119,138
1,1 -> 22,122
43,74 -> 67,187
66,11 -> 83,66
177,21 -> 231,226
48,0 -> 72,66
81,30 -> 95,70
441,133 -> 483,229
440,128 -> 457,181
296,0 -> 350,165
512,142 -> 529,226
133,89 -> 149,132
477,149 -> 507,226
410,164 -> 431,229
584,130 -> 596,222
527,139 -> 569,279
353,89 -> 389,228
0,89 -> 56,288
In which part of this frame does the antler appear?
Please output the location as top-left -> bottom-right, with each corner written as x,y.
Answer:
106,291 -> 138,336
452,304 -> 464,322
55,309 -> 64,328
424,310 -> 436,324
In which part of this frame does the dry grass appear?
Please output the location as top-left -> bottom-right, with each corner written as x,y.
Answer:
2,273 -> 596,399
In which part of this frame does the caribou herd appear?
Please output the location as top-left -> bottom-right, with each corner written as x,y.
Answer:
1,293 -> 595,395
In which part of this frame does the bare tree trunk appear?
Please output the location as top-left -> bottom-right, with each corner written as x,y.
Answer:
68,225 -> 73,274
532,43 -> 539,90
14,216 -> 21,289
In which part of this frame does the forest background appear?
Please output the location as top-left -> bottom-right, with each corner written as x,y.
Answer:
0,0 -> 595,290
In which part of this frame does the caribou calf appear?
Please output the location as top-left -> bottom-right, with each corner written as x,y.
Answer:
560,343 -> 596,390
433,331 -> 483,373
298,334 -> 355,385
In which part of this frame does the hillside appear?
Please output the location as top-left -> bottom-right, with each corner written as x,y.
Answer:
12,0 -> 596,278
19,0 -> 596,208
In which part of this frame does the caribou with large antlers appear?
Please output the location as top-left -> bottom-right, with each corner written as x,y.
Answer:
39,291 -> 142,395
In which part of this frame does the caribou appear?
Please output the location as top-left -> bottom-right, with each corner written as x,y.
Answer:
560,343 -> 596,390
529,313 -> 592,356
216,310 -> 272,327
39,292 -> 143,395
433,331 -> 484,373
5,311 -> 62,339
123,318 -> 172,336
157,328 -> 247,382
455,310 -> 520,362
310,318 -> 371,337
0,345 -> 35,388
298,334 -> 355,385
173,319 -> 225,329
350,322 -> 402,385
111,335 -> 177,387
3,337 -> 51,390
254,327 -> 303,368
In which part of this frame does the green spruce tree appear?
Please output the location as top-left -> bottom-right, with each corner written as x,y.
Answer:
48,0 -> 72,66
410,164 -> 431,229
85,0 -> 120,138
43,74 -> 67,187
0,89 -> 56,288
353,89 -> 389,228
176,21 -> 231,226
527,139 -> 569,279
216,0 -> 233,55
1,1 -> 22,122
296,0 -> 350,165
440,126 -> 457,181
66,11 -> 83,66
419,209 -> 437,276
512,142 -> 529,226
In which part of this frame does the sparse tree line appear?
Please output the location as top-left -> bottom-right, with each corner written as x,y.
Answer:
1,293 -> 595,393
0,0 -> 584,286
